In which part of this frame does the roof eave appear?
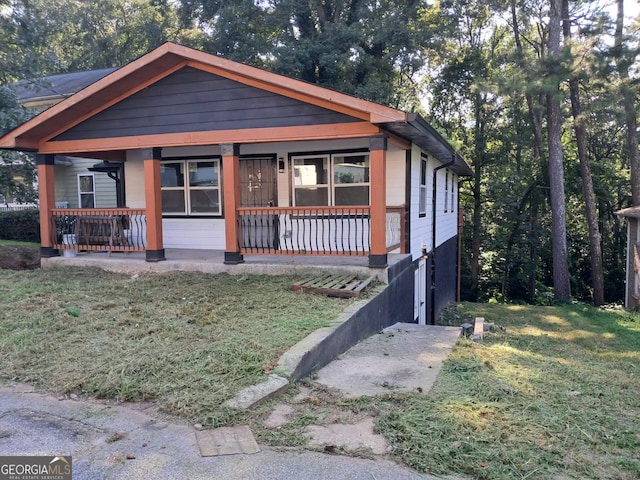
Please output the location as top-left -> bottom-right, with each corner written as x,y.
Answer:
379,113 -> 473,176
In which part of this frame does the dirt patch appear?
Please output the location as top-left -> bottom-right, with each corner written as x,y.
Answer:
0,245 -> 40,270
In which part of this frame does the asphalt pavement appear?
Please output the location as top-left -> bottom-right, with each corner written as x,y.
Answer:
0,383 -> 439,480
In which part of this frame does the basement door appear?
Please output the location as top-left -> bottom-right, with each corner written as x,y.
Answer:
239,156 -> 278,249
416,257 -> 427,325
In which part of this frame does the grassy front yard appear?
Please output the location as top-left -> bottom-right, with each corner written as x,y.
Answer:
2,264 -> 640,479
0,266 -> 351,426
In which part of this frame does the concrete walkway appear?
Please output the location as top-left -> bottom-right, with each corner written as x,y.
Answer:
0,384 -> 440,480
316,323 -> 462,397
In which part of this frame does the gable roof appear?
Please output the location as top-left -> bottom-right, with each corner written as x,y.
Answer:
11,68 -> 118,108
0,42 -> 472,176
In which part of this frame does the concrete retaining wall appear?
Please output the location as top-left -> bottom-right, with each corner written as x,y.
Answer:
285,255 -> 415,381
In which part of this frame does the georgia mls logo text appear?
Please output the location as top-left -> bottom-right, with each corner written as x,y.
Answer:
0,456 -> 71,480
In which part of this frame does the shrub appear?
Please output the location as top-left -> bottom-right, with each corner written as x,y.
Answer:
0,209 -> 40,242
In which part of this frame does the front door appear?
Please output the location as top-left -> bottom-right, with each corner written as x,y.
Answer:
239,156 -> 278,249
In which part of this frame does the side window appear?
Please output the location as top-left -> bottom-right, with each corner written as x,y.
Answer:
444,170 -> 449,213
78,174 -> 95,208
419,156 -> 427,217
451,172 -> 456,213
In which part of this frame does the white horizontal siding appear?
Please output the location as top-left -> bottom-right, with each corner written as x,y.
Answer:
434,170 -> 458,247
162,218 -> 226,249
409,147 -> 460,258
409,145 -> 433,259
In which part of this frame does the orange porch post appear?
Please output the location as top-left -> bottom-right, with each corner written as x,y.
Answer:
36,154 -> 57,257
222,143 -> 243,264
369,136 -> 387,268
142,148 -> 165,262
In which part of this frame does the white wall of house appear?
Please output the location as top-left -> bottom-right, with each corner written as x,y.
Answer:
54,158 -> 117,208
409,144 -> 433,259
385,149 -> 406,207
408,145 -> 461,259
434,167 -> 458,248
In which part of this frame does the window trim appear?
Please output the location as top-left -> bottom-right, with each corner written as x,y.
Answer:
160,157 -> 222,216
444,169 -> 449,213
77,173 -> 95,209
419,156 -> 427,218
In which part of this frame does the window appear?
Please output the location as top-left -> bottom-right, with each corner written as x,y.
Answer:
292,152 -> 370,206
78,174 -> 95,208
161,159 -> 221,215
293,156 -> 329,206
419,156 -> 427,217
333,154 -> 369,206
450,172 -> 456,213
444,170 -> 449,213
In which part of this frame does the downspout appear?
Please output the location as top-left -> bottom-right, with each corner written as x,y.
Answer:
430,154 -> 456,324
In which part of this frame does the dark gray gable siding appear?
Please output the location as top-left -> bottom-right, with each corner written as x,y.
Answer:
53,67 -> 361,141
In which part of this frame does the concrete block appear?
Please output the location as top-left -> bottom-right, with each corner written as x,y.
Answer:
224,375 -> 289,410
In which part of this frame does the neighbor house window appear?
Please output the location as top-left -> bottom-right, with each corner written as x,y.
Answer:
161,159 -> 221,215
78,174 -> 95,208
419,156 -> 427,217
292,152 -> 370,206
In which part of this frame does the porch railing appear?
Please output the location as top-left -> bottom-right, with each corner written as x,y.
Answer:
238,206 -> 371,256
385,205 -> 407,253
51,208 -> 147,254
237,205 -> 406,256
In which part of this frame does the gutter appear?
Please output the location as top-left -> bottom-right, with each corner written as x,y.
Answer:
430,154 -> 456,325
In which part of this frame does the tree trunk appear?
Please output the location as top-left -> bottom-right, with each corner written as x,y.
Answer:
470,92 -> 485,300
615,0 -> 640,205
547,0 -> 571,301
562,0 -> 605,305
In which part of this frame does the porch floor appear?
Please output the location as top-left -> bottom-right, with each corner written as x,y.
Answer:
43,249 -> 409,283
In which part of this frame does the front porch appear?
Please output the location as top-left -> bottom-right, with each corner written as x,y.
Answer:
46,204 -> 406,265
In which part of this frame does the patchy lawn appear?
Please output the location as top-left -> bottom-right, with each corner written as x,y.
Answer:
376,303 -> 640,479
0,267 -> 352,427
248,302 -> 640,479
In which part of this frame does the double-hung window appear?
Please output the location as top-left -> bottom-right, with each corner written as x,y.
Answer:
78,174 -> 95,208
419,156 -> 427,217
161,159 -> 221,215
292,155 -> 329,206
444,169 -> 450,213
292,152 -> 370,206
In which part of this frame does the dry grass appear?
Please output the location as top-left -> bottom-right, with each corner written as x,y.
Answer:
0,266 -> 352,427
376,303 -> 640,479
246,302 -> 640,479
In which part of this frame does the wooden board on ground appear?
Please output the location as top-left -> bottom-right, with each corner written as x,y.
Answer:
195,425 -> 260,456
291,274 -> 375,298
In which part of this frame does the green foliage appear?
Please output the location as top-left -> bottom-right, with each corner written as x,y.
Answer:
178,0 -> 430,107
0,209 -> 40,242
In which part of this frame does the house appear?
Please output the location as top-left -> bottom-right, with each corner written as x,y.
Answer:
615,206 -> 640,308
10,68 -> 121,209
0,42 -> 472,324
